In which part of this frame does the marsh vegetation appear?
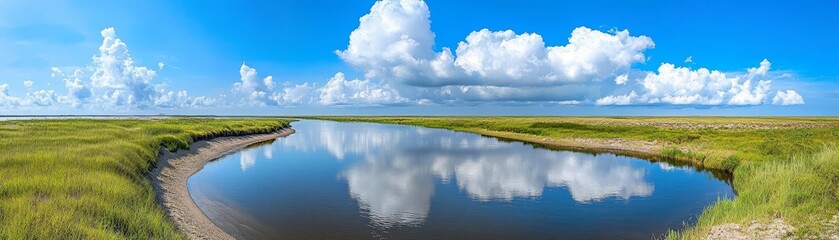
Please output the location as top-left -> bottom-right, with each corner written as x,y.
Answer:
0,118 -> 289,239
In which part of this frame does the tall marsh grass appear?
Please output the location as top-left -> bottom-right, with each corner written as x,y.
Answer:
0,118 -> 289,239
674,146 -> 839,238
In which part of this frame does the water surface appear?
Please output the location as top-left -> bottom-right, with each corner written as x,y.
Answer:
189,120 -> 733,239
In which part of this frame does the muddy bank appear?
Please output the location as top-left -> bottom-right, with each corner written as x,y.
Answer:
150,128 -> 295,239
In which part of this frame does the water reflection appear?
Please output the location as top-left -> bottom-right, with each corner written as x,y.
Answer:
286,121 -> 654,226
238,142 -> 274,172
190,120 -> 734,239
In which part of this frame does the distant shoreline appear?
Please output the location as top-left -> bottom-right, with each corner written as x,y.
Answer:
149,128 -> 295,239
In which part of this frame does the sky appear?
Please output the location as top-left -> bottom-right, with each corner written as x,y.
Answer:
0,0 -> 837,116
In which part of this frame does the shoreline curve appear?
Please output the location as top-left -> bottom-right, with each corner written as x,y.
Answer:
150,128 -> 295,240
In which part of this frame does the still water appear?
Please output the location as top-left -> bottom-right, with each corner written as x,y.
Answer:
188,120 -> 733,240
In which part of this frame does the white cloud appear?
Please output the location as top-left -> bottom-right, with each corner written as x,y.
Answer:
231,64 -> 407,106
426,84 -> 592,103
595,91 -> 637,106
270,83 -> 317,105
0,0 -> 811,111
447,27 -> 653,86
334,0 -> 654,103
597,59 -> 797,106
614,74 -> 628,85
0,27 -> 217,110
327,0 -> 808,107
318,72 -> 407,105
50,67 -> 91,106
153,90 -> 189,108
232,63 -> 263,93
336,0 -> 435,82
0,83 -> 56,107
772,90 -> 804,105
26,89 -> 57,106
90,27 -> 160,107
748,59 -> 771,76
190,95 -> 218,107
0,83 -> 23,107
232,63 -> 317,106
277,0 -> 808,107
46,27 -> 212,109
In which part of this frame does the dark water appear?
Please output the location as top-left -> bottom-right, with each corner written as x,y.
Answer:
188,120 -> 734,240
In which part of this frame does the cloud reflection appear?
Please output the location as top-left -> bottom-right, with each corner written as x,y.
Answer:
298,121 -> 655,226
238,146 -> 273,172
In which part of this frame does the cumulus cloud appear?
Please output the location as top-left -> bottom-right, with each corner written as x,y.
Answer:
228,0 -> 802,108
0,27 -> 218,110
772,90 -> 804,105
449,27 -> 653,86
26,89 -> 57,106
232,64 -> 406,106
232,63 -> 264,94
614,74 -> 628,85
153,90 -> 210,108
50,67 -> 91,106
328,0 -> 809,107
88,27 -> 208,108
1,0 -> 810,111
595,91 -> 637,106
23,80 -> 33,89
336,0 -> 435,82
90,27 -> 159,106
318,72 -> 407,105
0,83 -> 23,107
48,27 -> 216,109
1,83 -> 60,107
232,63 -> 317,106
596,59 -> 800,106
333,0 -> 655,103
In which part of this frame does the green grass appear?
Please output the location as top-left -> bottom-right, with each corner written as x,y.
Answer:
0,118 -> 290,239
306,116 -> 839,239
677,146 -> 839,239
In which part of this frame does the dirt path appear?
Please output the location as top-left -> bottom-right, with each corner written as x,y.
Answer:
150,128 -> 295,240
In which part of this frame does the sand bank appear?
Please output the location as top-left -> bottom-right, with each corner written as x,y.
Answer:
150,128 -> 295,239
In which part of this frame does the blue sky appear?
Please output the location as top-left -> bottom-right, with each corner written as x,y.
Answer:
0,0 -> 836,115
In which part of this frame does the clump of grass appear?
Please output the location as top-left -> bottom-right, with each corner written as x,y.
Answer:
719,155 -> 740,172
661,147 -> 707,164
0,118 -> 290,239
676,146 -> 839,239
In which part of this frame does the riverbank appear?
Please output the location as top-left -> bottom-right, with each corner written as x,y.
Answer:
150,128 -> 294,240
305,116 -> 839,239
0,118 -> 290,239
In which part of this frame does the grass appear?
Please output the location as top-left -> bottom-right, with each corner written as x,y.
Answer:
0,118 -> 290,239
675,146 -> 839,239
305,116 -> 839,239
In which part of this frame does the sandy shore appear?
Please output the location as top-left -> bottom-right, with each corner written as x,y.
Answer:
150,128 -> 295,240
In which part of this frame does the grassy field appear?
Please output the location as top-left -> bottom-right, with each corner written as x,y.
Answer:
0,118 -> 290,239
307,116 -> 839,239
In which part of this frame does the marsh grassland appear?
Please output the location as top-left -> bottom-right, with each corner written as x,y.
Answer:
0,118 -> 289,239
309,116 -> 839,239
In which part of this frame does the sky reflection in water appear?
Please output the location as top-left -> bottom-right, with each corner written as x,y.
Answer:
189,120 -> 733,239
